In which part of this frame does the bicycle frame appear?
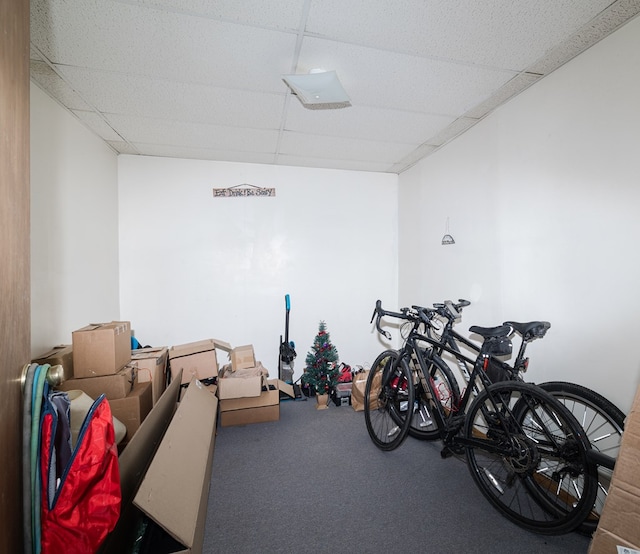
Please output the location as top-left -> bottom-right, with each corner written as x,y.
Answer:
403,329 -> 509,448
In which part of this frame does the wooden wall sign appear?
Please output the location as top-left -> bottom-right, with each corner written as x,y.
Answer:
213,184 -> 275,197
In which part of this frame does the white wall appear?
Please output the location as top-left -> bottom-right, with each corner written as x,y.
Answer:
398,16 -> 640,413
118,156 -> 398,379
30,84 -> 120,357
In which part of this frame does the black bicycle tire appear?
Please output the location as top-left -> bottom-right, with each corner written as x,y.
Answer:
364,350 -> 414,451
409,353 -> 461,440
463,381 -> 598,535
538,380 -> 625,534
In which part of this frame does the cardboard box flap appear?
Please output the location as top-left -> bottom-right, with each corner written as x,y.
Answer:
212,339 -> 232,353
133,379 -> 218,549
169,339 -> 217,359
132,347 -> 168,358
278,379 -> 295,399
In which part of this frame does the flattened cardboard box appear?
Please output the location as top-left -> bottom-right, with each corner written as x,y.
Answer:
32,344 -> 74,381
72,321 -> 131,378
219,379 -> 294,427
110,381 -> 153,444
133,380 -> 218,553
56,363 -> 137,400
132,346 -> 168,405
168,339 -> 231,384
589,384 -> 640,554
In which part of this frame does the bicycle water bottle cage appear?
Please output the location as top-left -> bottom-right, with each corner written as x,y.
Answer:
504,321 -> 551,341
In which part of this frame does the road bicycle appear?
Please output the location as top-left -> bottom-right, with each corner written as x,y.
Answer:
365,300 -> 598,535
399,298 -> 623,533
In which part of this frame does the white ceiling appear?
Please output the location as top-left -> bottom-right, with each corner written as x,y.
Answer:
30,0 -> 640,174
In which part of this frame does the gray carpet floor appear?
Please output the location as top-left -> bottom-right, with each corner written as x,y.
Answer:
203,397 -> 592,553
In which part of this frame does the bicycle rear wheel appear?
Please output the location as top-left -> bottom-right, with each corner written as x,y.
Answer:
463,381 -> 598,535
364,350 -> 414,451
409,352 -> 460,440
539,381 -> 624,534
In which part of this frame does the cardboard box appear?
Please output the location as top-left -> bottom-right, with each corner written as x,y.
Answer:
109,381 -> 153,444
217,374 -> 263,400
132,380 -> 218,552
219,379 -> 294,427
56,363 -> 137,400
72,321 -> 131,378
132,347 -> 168,405
99,375 -> 182,553
168,339 -> 231,384
230,344 -> 256,371
217,365 -> 268,400
589,385 -> 640,554
32,344 -> 74,382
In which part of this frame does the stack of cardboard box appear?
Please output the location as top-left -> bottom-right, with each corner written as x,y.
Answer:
216,344 -> 294,426
131,346 -> 168,405
58,321 -> 151,447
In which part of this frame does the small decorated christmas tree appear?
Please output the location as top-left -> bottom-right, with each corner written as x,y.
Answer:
302,321 -> 340,396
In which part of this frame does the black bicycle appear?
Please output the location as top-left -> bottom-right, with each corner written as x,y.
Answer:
402,299 -> 623,533
366,300 -> 598,535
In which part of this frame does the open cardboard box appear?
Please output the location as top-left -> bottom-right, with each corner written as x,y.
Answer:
219,379 -> 294,427
168,338 -> 231,384
101,371 -> 218,553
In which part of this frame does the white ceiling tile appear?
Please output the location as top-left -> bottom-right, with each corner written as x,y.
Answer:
132,144 -> 277,165
276,154 -> 394,173
296,37 -> 517,115
31,0 -> 297,91
306,0 -> 615,69
31,62 -> 93,111
55,66 -> 286,129
426,117 -> 479,147
278,131 -> 417,163
72,110 -> 124,141
464,72 -> 543,119
126,0 -> 305,31
105,113 -> 280,152
389,144 -> 440,173
284,101 -> 456,144
107,141 -> 139,155
30,0 -> 640,173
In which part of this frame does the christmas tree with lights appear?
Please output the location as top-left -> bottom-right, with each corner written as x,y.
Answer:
302,321 -> 339,395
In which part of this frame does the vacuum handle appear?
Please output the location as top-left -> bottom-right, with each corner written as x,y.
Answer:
285,294 -> 291,312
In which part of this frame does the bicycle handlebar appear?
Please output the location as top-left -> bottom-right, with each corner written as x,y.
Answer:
371,300 -> 420,340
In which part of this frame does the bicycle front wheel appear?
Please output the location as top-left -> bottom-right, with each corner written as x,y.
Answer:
539,381 -> 625,534
409,352 -> 460,441
364,350 -> 414,451
463,381 -> 598,535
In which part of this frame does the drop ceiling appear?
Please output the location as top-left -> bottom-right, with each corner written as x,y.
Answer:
30,0 -> 640,174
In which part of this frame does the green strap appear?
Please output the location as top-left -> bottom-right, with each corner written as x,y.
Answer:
30,364 -> 49,554
22,363 -> 37,554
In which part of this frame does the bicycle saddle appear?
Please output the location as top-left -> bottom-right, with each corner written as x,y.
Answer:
504,321 -> 551,339
469,324 -> 511,338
